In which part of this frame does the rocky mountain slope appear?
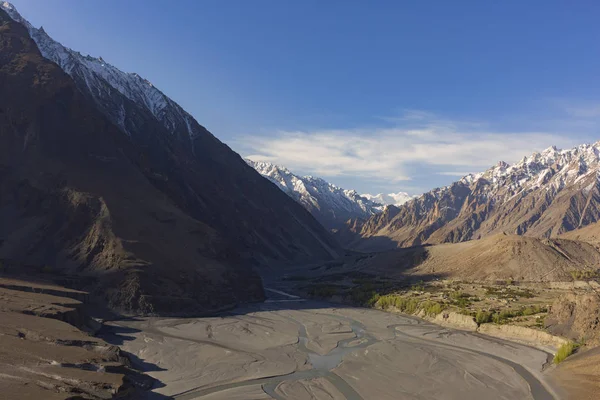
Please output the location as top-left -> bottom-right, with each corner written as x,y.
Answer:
343,144 -> 600,251
0,270 -> 152,399
548,291 -> 600,399
247,159 -> 384,230
338,233 -> 600,283
547,292 -> 600,345
0,3 -> 340,314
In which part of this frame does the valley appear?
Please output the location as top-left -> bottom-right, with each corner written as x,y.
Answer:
110,290 -> 560,400
1,2 -> 599,399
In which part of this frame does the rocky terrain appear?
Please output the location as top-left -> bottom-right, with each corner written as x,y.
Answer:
248,160 -> 418,231
248,159 -> 417,231
547,293 -> 600,346
0,271 -> 151,399
326,233 -> 600,283
0,3 -> 340,315
1,2 -> 599,399
341,144 -> 600,251
247,159 -> 385,230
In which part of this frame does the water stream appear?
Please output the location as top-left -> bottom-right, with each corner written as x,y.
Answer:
175,308 -> 375,400
170,299 -> 555,400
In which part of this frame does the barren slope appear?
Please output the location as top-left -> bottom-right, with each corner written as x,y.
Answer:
0,276 -> 151,399
558,220 -> 600,245
551,347 -> 600,400
346,234 -> 600,282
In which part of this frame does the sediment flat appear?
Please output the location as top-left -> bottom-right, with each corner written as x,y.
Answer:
109,295 -> 559,400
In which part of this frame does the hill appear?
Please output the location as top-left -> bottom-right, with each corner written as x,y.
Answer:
344,234 -> 600,282
558,220 -> 600,245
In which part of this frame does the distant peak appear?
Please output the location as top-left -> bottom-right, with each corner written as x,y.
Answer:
1,1 -> 14,11
1,1 -> 26,23
496,160 -> 509,169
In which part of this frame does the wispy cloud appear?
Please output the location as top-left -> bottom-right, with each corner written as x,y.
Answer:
564,104 -> 600,118
436,171 -> 477,177
237,110 -> 578,184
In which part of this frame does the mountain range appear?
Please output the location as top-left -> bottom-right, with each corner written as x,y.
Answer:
361,192 -> 415,207
341,143 -> 600,251
3,0 -> 600,311
247,160 -> 387,230
0,2 -> 340,314
248,159 -> 415,230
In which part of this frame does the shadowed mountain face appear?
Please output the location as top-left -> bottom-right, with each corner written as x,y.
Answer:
342,146 -> 600,251
0,7 -> 339,314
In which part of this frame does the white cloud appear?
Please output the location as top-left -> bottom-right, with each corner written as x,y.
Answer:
436,171 -> 476,177
237,111 -> 578,183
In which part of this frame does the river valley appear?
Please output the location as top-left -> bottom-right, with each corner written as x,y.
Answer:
105,288 -> 562,400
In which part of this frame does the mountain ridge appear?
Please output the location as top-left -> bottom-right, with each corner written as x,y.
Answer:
247,159 -> 387,230
343,142 -> 600,251
362,192 -> 415,207
0,2 -> 340,314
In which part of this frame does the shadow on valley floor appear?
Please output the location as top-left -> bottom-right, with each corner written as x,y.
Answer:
99,320 -> 171,399
347,235 -> 405,253
256,244 -> 444,305
224,245 -> 446,317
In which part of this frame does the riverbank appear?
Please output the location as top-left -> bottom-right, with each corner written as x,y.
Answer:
111,297 -> 560,399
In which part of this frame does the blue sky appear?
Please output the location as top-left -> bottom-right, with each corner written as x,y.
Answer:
9,0 -> 600,195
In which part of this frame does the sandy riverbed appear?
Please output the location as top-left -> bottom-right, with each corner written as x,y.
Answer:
106,298 -> 561,400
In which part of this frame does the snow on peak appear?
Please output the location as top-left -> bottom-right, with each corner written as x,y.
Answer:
1,2 -> 200,141
362,192 -> 416,207
1,1 -> 14,13
1,1 -> 27,26
246,159 -> 396,229
424,142 -> 600,206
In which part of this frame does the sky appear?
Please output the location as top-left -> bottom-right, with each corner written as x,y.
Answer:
8,0 -> 600,195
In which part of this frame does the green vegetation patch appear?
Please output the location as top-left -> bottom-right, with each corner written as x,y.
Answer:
554,342 -> 578,364
449,291 -> 473,308
569,269 -> 600,281
375,294 -> 445,317
475,310 -> 493,325
472,304 -> 548,326
484,286 -> 535,299
306,284 -> 342,298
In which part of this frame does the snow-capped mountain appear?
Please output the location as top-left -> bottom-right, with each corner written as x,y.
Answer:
247,160 -> 385,230
362,192 -> 415,207
0,0 -> 341,292
1,1 -> 202,146
343,142 -> 600,250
